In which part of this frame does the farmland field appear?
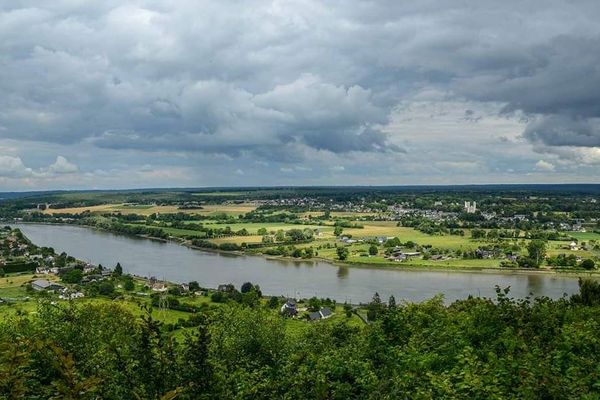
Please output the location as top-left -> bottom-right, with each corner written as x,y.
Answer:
569,231 -> 600,241
0,273 -> 58,298
210,235 -> 264,245
344,222 -> 476,250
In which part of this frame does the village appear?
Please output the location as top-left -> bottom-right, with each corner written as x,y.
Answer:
0,226 -> 345,327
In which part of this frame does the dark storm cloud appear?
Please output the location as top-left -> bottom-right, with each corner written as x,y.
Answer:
457,36 -> 600,117
523,116 -> 600,147
1,0 -> 599,175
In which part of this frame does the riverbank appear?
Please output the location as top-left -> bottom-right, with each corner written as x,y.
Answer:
9,220 -> 599,277
10,222 -> 590,303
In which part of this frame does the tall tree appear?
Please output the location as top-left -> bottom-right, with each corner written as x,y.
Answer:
114,262 -> 123,276
527,240 -> 547,267
388,295 -> 396,309
336,246 -> 349,261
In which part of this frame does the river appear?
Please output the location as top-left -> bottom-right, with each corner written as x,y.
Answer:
14,223 -> 586,304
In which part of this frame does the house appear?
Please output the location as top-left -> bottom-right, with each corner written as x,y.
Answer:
35,267 -> 51,274
376,236 -> 387,244
476,249 -> 494,259
430,254 -> 445,261
180,283 -> 190,292
308,311 -> 322,321
319,307 -> 333,319
59,290 -> 85,300
82,274 -> 101,283
569,241 -> 579,251
218,284 -> 234,292
280,299 -> 298,316
389,249 -> 420,262
506,254 -> 518,262
31,279 -> 64,292
151,282 -> 168,292
308,307 -> 334,321
395,251 -> 420,258
83,264 -> 96,274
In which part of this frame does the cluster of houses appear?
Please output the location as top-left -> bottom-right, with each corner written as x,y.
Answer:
555,222 -> 587,232
252,197 -> 384,214
387,205 -> 459,222
36,262 -> 113,282
1,230 -> 30,256
280,299 -> 334,321
253,197 -> 323,208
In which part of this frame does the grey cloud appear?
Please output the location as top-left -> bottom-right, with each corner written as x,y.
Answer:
91,75 -> 397,156
1,0 -> 599,187
523,115 -> 600,147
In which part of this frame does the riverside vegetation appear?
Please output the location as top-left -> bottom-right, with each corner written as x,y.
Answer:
1,280 -> 600,399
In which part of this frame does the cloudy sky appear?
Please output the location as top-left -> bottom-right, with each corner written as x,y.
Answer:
1,0 -> 600,190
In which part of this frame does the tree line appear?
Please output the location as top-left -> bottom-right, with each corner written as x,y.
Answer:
1,280 -> 600,398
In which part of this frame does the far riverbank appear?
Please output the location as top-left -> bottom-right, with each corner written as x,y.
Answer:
11,223 -> 591,303
7,220 -> 598,277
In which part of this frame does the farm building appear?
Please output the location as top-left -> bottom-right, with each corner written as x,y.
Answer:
31,279 -> 64,292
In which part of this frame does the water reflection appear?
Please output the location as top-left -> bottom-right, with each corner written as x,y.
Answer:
526,274 -> 543,294
336,266 -> 349,279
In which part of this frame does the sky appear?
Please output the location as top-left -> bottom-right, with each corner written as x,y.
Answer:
1,0 -> 600,191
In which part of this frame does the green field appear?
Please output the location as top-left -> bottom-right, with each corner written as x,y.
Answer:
569,231 -> 600,241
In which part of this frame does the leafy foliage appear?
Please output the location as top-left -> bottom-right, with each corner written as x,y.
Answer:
1,282 -> 600,398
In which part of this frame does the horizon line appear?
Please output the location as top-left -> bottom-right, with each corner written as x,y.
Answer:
3,182 -> 600,195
